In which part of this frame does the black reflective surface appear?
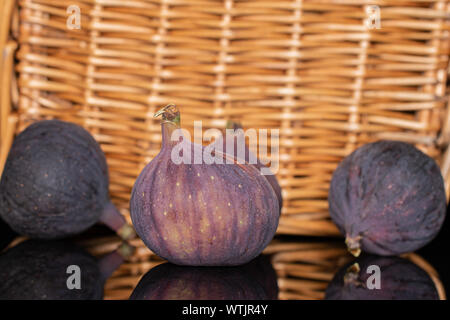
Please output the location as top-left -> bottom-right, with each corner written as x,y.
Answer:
0,207 -> 448,300
0,219 -> 15,252
325,255 -> 440,300
0,240 -> 104,299
130,255 -> 278,300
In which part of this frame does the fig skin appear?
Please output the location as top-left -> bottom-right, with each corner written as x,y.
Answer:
222,121 -> 283,211
130,255 -> 278,300
130,105 -> 280,266
0,120 -> 133,240
325,255 -> 440,300
328,140 -> 447,256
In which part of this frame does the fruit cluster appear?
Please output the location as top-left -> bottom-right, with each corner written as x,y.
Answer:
0,104 -> 447,272
0,104 -> 282,267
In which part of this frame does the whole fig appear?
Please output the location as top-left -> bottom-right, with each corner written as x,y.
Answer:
130,255 -> 278,300
130,104 -> 280,266
328,140 -> 446,256
325,255 -> 440,300
0,120 -> 134,240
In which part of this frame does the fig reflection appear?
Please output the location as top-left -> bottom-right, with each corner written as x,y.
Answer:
325,254 -> 440,300
130,255 -> 278,300
0,239 -> 130,300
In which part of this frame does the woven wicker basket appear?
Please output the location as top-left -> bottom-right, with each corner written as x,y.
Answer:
1,0 -> 450,238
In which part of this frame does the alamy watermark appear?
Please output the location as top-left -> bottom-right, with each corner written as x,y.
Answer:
366,264 -> 381,289
66,265 -> 81,290
168,121 -> 279,175
66,5 -> 81,30
346,263 -> 381,290
365,5 -> 381,30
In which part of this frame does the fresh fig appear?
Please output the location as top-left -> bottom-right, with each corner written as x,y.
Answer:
130,255 -> 278,300
130,104 -> 280,266
328,140 -> 446,256
0,120 -> 134,240
222,121 -> 282,211
0,240 -> 133,299
325,255 -> 440,300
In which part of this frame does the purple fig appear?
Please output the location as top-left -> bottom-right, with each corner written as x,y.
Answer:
328,140 -> 446,256
130,104 -> 280,266
0,120 -> 134,240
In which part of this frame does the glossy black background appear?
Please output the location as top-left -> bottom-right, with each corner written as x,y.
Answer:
0,219 -> 15,252
417,204 -> 450,293
0,204 -> 449,299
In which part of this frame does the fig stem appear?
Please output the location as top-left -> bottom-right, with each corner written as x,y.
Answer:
225,120 -> 242,130
343,263 -> 363,286
117,224 -> 136,241
97,242 -> 136,284
154,104 -> 180,126
345,235 -> 362,257
99,202 -> 136,240
155,104 -> 183,147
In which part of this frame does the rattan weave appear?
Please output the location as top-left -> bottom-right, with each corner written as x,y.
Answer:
1,0 -> 450,238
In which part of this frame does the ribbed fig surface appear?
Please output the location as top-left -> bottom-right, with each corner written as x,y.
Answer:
328,140 -> 446,256
130,105 -> 280,266
325,255 -> 440,300
130,255 -> 278,300
0,120 -> 133,239
221,121 -> 282,211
